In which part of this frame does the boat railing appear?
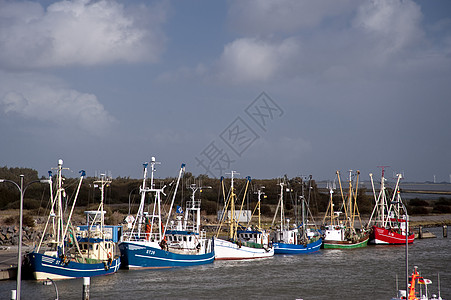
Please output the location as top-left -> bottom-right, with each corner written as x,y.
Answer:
122,231 -> 161,242
76,228 -> 113,240
186,200 -> 201,209
184,224 -> 196,232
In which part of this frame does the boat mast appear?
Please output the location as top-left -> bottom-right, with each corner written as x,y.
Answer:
348,170 -> 353,229
56,160 -> 63,249
388,173 -> 405,232
92,174 -> 111,240
228,171 -> 239,240
256,188 -> 265,230
48,171 -> 55,242
279,181 -> 285,231
351,170 -> 361,229
54,159 -> 71,252
148,157 -> 165,242
378,166 -> 389,228
367,173 -> 378,226
329,182 -> 335,225
336,171 -> 348,224
322,180 -> 336,226
186,183 -> 207,233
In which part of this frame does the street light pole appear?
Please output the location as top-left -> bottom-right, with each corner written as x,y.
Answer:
405,208 -> 409,295
0,176 -> 52,300
17,175 -> 24,300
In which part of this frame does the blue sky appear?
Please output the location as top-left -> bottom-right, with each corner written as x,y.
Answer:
1,0 -> 450,182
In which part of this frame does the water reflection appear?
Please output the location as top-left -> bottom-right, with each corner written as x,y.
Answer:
0,227 -> 448,299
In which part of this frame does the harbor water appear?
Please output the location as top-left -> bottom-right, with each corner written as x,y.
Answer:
0,227 -> 449,299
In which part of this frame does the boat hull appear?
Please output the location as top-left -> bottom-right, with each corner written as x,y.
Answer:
25,252 -> 120,280
118,241 -> 215,269
214,238 -> 274,260
273,238 -> 322,254
369,226 -> 415,244
323,233 -> 370,249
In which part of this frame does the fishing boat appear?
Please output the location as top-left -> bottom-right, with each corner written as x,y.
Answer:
392,266 -> 445,300
368,169 -> 414,245
272,177 -> 322,254
214,171 -> 274,260
321,170 -> 370,249
25,160 -> 120,280
118,157 -> 214,269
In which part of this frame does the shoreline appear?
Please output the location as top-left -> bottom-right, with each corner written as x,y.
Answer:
408,213 -> 451,227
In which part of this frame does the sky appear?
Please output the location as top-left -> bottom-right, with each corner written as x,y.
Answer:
0,0 -> 450,183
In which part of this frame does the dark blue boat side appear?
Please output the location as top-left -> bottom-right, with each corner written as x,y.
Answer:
273,237 -> 322,255
118,241 -> 215,269
26,252 -> 120,280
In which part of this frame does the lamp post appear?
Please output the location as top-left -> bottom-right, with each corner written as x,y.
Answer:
0,176 -> 51,300
391,200 -> 409,296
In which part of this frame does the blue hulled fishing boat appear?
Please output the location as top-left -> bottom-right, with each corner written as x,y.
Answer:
272,177 -> 322,255
26,160 -> 120,280
118,158 -> 214,269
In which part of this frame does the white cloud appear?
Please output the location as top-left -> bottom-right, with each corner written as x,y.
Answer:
353,0 -> 424,54
0,0 -> 167,69
216,37 -> 301,83
212,0 -> 433,85
0,71 -> 116,134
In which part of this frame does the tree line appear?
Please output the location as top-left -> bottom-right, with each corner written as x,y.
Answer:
1,166 -> 449,218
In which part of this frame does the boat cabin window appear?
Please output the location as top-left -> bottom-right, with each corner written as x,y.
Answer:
189,236 -> 192,242
183,236 -> 187,242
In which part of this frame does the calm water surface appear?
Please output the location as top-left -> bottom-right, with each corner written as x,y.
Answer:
1,227 -> 449,299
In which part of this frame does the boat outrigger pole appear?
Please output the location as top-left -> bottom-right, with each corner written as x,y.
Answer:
229,171 -> 239,241
163,163 -> 185,240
